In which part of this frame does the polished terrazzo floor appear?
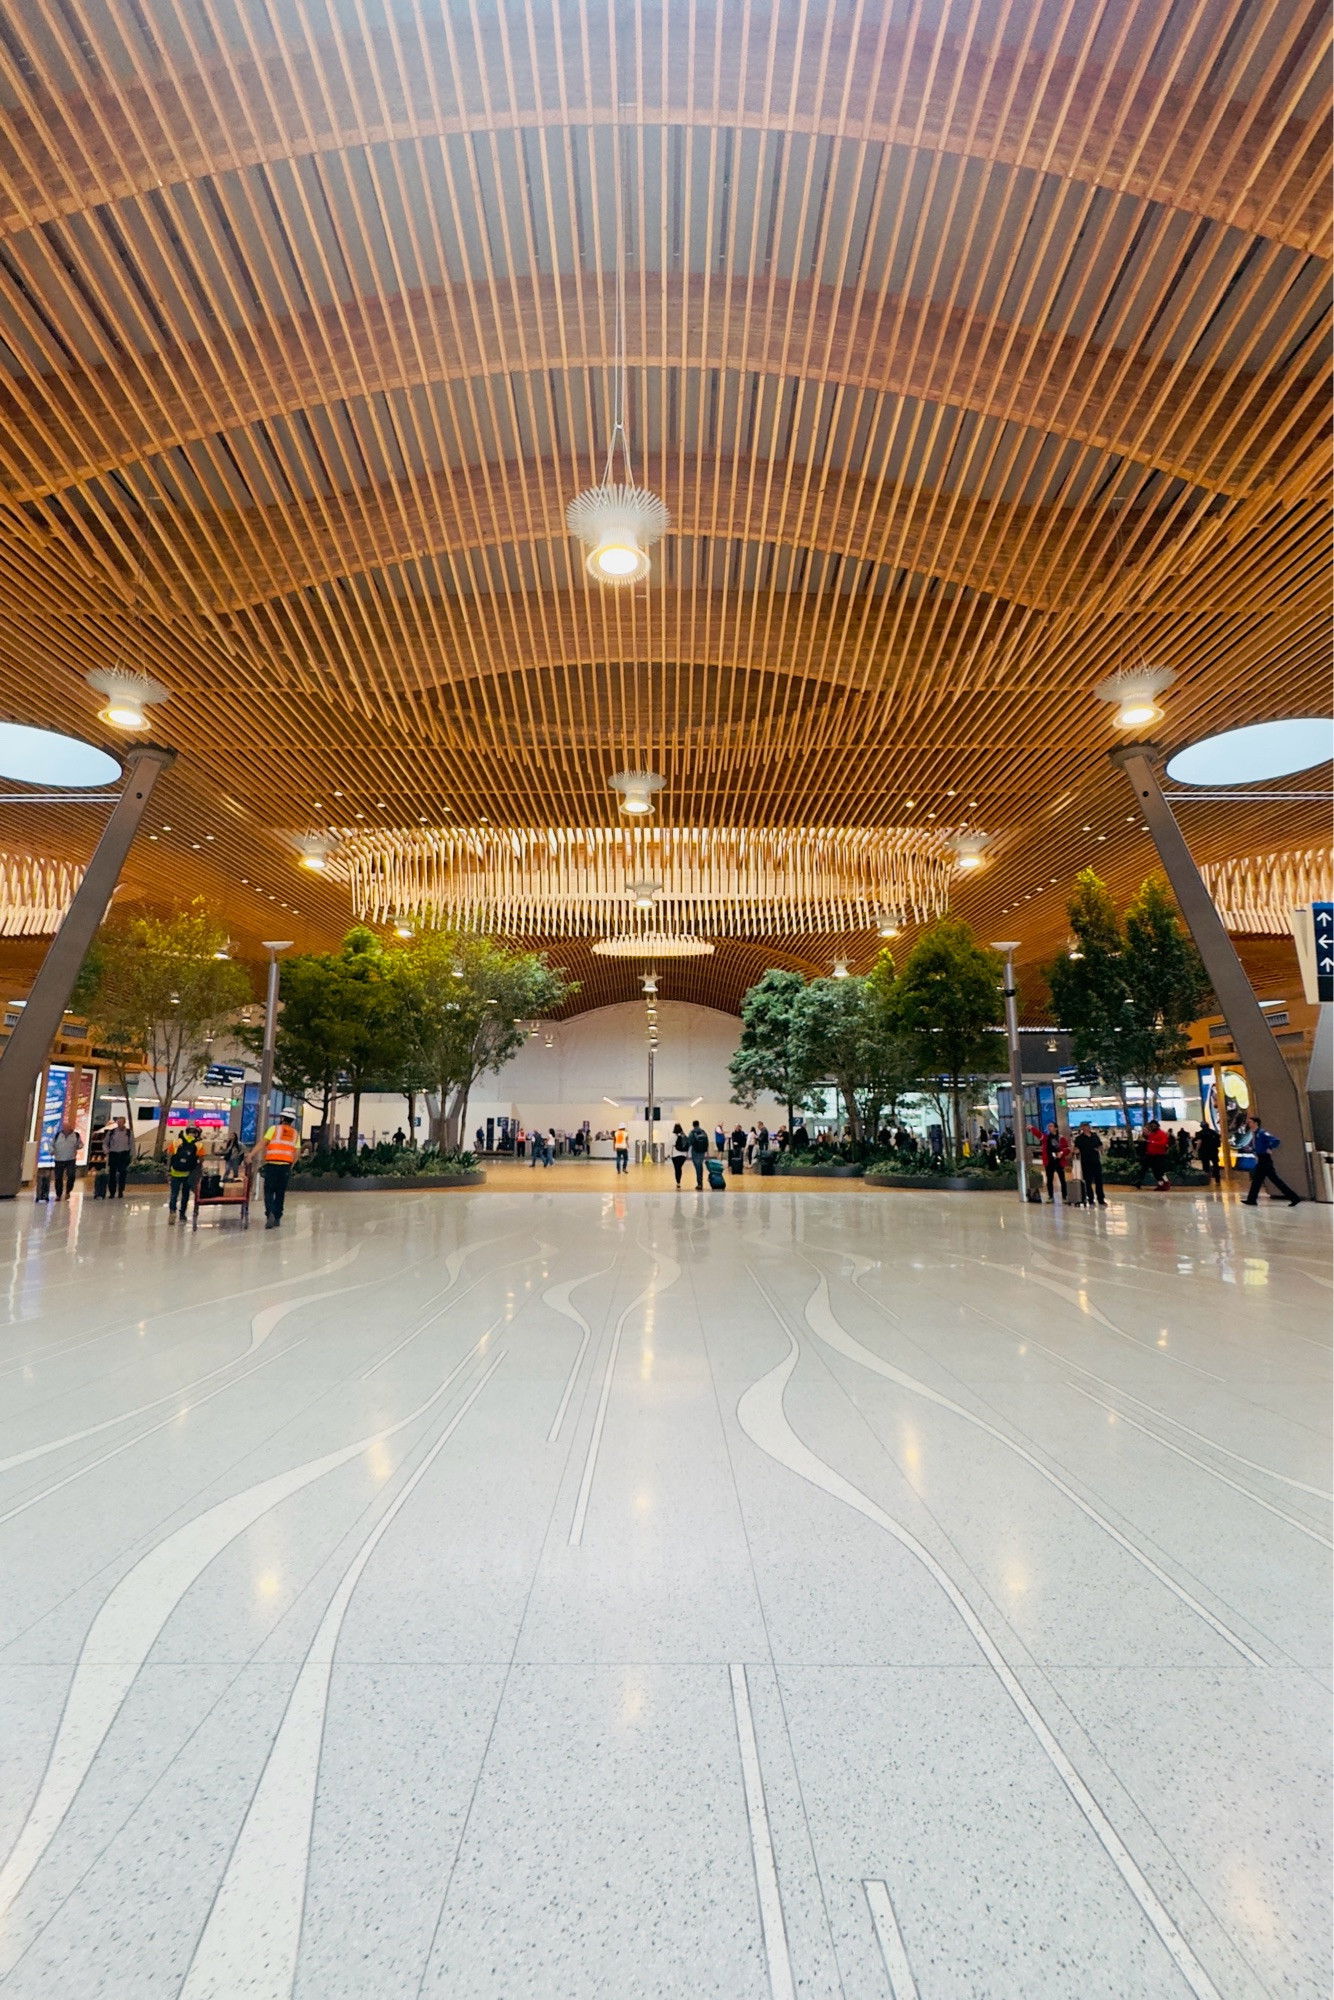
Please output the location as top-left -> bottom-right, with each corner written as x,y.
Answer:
0,1181 -> 1328,1998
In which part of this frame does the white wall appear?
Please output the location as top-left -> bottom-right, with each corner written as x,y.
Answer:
358,1000 -> 784,1150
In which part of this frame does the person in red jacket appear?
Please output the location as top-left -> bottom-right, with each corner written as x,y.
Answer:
1040,1123 -> 1071,1201
1134,1118 -> 1173,1190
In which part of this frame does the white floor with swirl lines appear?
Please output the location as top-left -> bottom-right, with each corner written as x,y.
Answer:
0,1179 -> 1328,1998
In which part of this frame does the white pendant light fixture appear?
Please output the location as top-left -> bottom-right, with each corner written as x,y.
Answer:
627,878 -> 661,911
875,906 -> 903,938
296,834 -> 337,872
1095,664 -> 1175,731
610,771 -> 664,817
566,119 -> 668,586
86,667 -> 169,733
951,831 -> 992,873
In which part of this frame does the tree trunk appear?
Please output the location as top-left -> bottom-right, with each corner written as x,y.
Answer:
950,1077 -> 965,1163
442,1080 -> 470,1152
405,1088 -> 416,1143
349,1084 -> 362,1153
837,1077 -> 862,1142
426,1090 -> 445,1148
319,1080 -> 331,1145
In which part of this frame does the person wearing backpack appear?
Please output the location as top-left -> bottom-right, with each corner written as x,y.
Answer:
1243,1114 -> 1302,1206
166,1124 -> 203,1222
670,1123 -> 689,1187
687,1119 -> 710,1188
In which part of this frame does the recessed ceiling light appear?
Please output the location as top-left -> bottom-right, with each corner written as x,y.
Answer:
0,723 -> 121,788
1166,717 -> 1334,787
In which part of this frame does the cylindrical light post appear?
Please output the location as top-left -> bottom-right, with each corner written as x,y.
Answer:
992,944 -> 1030,1204
254,940 -> 293,1148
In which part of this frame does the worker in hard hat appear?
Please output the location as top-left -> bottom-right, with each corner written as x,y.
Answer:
252,1109 -> 300,1228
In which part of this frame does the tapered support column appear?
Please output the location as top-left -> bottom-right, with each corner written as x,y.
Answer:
1110,743 -> 1315,1198
992,944 -> 1030,1203
0,744 -> 176,1197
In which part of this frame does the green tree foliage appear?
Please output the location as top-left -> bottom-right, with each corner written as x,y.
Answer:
893,919 -> 1004,1160
1121,875 -> 1210,1108
1046,870 -> 1136,1124
787,950 -> 920,1141
75,902 -> 252,1154
391,931 -> 571,1148
1046,869 -> 1210,1119
728,968 -> 819,1124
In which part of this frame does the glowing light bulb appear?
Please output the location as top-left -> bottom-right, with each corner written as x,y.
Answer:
100,700 -> 146,731
592,542 -> 642,579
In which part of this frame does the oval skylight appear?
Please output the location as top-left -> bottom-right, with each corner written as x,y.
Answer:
1166,717 -> 1334,788
0,722 -> 121,788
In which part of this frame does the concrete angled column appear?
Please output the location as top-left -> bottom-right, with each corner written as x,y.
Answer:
1109,743 -> 1316,1198
0,744 -> 177,1198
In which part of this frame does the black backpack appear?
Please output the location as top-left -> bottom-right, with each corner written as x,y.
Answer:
172,1138 -> 200,1173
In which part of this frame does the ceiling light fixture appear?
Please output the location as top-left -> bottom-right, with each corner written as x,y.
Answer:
628,878 -> 661,911
610,771 -> 664,817
566,122 -> 668,587
875,907 -> 903,939
296,835 -> 335,872
1095,664 -> 1175,731
832,958 -> 849,978
87,667 -> 169,733
951,831 -> 992,873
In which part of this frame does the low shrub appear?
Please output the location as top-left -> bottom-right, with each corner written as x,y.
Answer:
297,1143 -> 477,1179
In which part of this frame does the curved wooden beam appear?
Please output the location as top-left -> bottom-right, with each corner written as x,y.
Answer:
0,14 -> 1326,253
0,273 -> 1308,509
141,452 -> 1141,616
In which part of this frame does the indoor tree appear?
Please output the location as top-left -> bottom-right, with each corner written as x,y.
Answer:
892,918 -> 1004,1161
74,902 -> 252,1155
728,967 -> 818,1128
1121,875 -> 1210,1113
391,930 -> 571,1149
1046,869 -> 1209,1122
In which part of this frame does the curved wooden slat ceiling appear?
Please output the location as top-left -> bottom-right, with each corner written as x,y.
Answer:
0,0 -> 1327,1012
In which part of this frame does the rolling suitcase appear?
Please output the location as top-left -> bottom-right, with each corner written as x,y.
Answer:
94,1170 -> 109,1199
705,1158 -> 726,1191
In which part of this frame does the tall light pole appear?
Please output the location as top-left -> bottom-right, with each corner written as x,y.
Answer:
253,940 -> 293,1148
992,943 -> 1030,1205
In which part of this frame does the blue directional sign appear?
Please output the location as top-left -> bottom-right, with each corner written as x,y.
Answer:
1314,901 -> 1333,1003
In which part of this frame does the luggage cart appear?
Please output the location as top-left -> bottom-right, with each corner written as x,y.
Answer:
192,1163 -> 251,1229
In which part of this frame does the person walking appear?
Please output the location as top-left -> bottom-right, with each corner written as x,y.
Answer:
1040,1123 -> 1070,1201
166,1124 -> 203,1221
1195,1122 -> 1222,1186
105,1116 -> 133,1198
670,1123 -> 689,1187
1242,1114 -> 1302,1206
714,1122 -> 726,1156
51,1120 -> 82,1199
252,1110 -> 300,1227
1134,1119 -> 1172,1190
1072,1122 -> 1106,1207
687,1119 -> 710,1188
613,1124 -> 629,1175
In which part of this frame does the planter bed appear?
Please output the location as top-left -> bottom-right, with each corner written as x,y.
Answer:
288,1170 -> 485,1192
773,1159 -> 865,1178
864,1169 -> 1018,1193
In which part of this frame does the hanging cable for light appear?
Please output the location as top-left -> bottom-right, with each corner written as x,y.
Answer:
565,119 -> 669,585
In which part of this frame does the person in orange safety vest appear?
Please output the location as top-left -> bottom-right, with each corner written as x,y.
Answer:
252,1110 -> 300,1228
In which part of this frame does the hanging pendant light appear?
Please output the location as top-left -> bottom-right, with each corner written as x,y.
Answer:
566,117 -> 668,586
610,771 -> 664,817
87,667 -> 168,733
1095,664 -> 1175,731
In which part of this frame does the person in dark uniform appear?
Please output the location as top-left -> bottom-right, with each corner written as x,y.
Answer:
1242,1115 -> 1302,1207
1195,1123 -> 1222,1185
1072,1123 -> 1106,1206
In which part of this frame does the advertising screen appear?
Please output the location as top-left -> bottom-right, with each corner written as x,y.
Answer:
37,1064 -> 98,1168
